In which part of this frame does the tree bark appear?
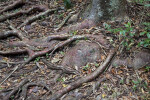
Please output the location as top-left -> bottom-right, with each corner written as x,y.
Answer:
82,0 -> 127,22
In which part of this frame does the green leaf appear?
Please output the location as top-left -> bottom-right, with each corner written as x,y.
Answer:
140,31 -> 146,36
129,33 -> 134,37
104,23 -> 111,29
120,30 -> 126,36
147,33 -> 150,38
63,0 -> 72,9
132,80 -> 139,84
125,22 -> 131,28
144,4 -> 150,7
144,43 -> 149,47
0,87 -> 3,90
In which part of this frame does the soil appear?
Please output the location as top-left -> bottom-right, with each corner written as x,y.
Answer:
0,0 -> 149,100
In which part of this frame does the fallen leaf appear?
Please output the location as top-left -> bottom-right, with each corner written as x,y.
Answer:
62,84 -> 67,87
117,70 -> 123,74
51,58 -> 60,63
102,93 -> 106,98
101,55 -> 105,60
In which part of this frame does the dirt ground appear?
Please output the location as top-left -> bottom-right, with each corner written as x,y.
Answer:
0,0 -> 149,100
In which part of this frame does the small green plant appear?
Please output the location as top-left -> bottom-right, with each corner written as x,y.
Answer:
141,81 -> 148,90
106,21 -> 135,50
46,53 -> 49,58
94,63 -> 99,67
103,85 -> 108,89
83,64 -> 90,71
58,14 -> 64,19
10,95 -> 14,99
40,15 -> 46,20
57,77 -> 66,82
132,79 -> 141,91
63,0 -> 72,9
145,66 -> 150,71
34,57 -> 41,62
105,21 -> 150,50
70,30 -> 78,36
60,51 -> 65,55
0,87 -> 3,90
119,79 -> 124,84
138,22 -> 150,48
24,57 -> 27,61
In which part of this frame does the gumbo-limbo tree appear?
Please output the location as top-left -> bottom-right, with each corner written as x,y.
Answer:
61,0 -> 128,34
82,0 -> 127,22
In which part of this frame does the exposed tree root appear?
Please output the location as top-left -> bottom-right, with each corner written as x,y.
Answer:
0,60 -> 24,64
0,1 -> 125,100
55,13 -> 72,31
42,59 -> 76,74
0,31 -> 18,39
8,22 -> 28,40
11,65 -> 38,77
0,49 -> 28,55
0,31 -> 108,80
20,82 -> 51,100
18,8 -> 58,28
0,12 -> 110,100
48,49 -> 116,100
83,77 -> 107,98
0,21 -> 108,86
2,79 -> 50,100
52,19 -> 96,35
3,78 -> 29,100
0,5 -> 48,22
0,0 -> 26,14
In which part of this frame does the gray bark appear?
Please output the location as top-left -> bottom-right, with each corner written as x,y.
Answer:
82,0 -> 127,22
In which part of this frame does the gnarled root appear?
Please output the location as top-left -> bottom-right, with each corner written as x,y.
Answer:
0,5 -> 48,22
48,49 -> 116,100
3,78 -> 29,100
0,0 -> 26,14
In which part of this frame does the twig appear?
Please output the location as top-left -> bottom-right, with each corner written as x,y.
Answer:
0,65 -> 19,86
55,14 -> 72,31
0,60 -> 24,64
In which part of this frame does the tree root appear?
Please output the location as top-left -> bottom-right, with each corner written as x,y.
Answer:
42,59 -> 76,74
8,21 -> 29,40
82,77 -> 107,98
0,0 -> 26,14
0,33 -> 108,80
18,8 -> 58,28
0,18 -> 109,90
20,82 -> 51,100
0,49 -> 28,55
11,65 -> 38,77
55,13 -> 72,31
2,79 -> 51,100
0,5 -> 48,22
0,31 -> 18,39
3,78 -> 29,100
48,49 -> 116,100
